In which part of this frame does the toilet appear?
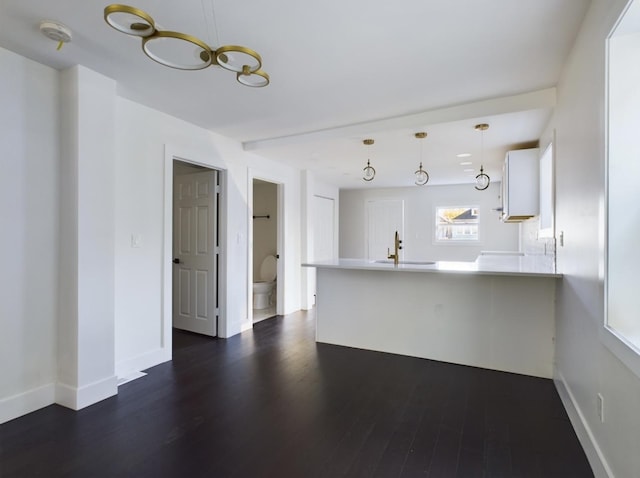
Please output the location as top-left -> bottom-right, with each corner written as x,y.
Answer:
253,255 -> 277,309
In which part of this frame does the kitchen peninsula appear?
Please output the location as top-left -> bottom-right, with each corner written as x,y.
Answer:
303,256 -> 561,378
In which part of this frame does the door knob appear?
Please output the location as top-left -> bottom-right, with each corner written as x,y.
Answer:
173,258 -> 180,264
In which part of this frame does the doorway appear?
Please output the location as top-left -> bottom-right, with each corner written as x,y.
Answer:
252,179 -> 279,323
172,160 -> 220,337
309,195 -> 335,306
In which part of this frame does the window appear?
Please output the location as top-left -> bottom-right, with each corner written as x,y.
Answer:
605,0 -> 640,375
435,206 -> 479,242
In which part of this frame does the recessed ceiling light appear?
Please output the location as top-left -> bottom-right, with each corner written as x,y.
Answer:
460,161 -> 472,166
457,153 -> 472,158
463,168 -> 474,173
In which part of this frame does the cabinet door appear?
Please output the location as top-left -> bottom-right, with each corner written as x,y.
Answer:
502,159 -> 509,219
503,149 -> 539,221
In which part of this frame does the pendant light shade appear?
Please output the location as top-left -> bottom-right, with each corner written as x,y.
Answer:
474,124 -> 491,191
415,163 -> 429,186
475,165 -> 490,190
414,132 -> 429,186
362,139 -> 376,182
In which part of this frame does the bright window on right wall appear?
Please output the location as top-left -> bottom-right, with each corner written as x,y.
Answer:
435,206 -> 479,242
606,0 -> 640,355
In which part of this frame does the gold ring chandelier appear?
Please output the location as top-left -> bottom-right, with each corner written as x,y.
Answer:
104,4 -> 269,87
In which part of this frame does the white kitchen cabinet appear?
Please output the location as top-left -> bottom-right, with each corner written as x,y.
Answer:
501,148 -> 539,222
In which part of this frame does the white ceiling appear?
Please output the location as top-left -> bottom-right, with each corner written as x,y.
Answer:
0,0 -> 591,188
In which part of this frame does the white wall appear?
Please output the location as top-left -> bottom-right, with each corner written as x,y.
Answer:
300,171 -> 340,309
115,97 -> 304,376
0,47 -> 59,422
57,66 -> 117,410
340,182 -> 519,261
546,0 -> 640,476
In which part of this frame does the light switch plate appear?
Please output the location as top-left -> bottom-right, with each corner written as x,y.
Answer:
131,234 -> 142,248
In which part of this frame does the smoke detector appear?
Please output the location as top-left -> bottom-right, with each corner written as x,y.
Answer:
39,20 -> 72,49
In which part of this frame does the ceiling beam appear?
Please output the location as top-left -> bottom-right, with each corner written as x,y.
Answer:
243,87 -> 556,151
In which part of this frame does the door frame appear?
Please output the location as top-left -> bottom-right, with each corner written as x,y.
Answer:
162,145 -> 228,355
247,169 -> 285,326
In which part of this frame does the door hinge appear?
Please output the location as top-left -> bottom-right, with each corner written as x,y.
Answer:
215,185 -> 221,194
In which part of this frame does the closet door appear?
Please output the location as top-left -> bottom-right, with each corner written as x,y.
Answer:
173,170 -> 218,336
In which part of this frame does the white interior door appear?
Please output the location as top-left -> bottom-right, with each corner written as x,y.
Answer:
173,170 -> 218,336
312,195 -> 335,306
367,199 -> 404,260
313,196 -> 335,261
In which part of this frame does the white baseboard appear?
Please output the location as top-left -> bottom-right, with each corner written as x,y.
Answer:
554,368 -> 613,478
56,375 -> 118,411
0,383 -> 55,424
115,347 -> 171,380
117,371 -> 147,387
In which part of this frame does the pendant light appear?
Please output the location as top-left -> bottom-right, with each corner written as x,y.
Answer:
362,139 -> 376,182
474,123 -> 491,191
414,132 -> 429,186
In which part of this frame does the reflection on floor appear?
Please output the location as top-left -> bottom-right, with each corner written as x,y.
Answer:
253,305 -> 276,323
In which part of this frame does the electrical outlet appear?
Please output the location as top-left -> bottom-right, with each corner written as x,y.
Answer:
597,393 -> 604,423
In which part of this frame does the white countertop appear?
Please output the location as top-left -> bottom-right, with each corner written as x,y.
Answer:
302,255 -> 561,278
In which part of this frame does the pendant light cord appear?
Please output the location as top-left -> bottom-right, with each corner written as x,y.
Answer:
201,0 -> 220,47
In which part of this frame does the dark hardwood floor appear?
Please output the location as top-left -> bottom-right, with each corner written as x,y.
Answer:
1,310 -> 593,477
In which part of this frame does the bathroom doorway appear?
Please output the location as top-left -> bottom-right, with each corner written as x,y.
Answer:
252,179 -> 279,323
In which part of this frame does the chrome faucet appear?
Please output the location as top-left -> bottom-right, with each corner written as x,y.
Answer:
387,230 -> 403,265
